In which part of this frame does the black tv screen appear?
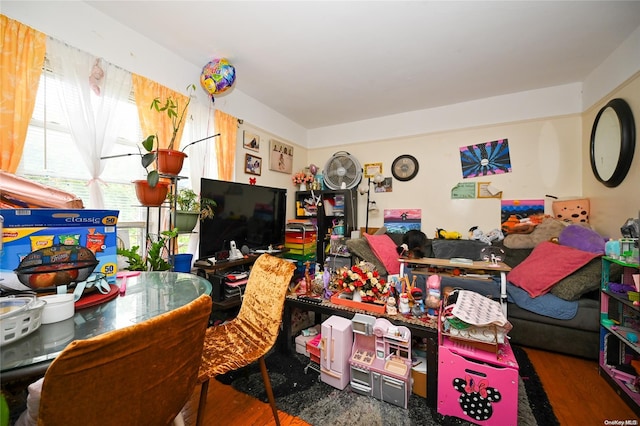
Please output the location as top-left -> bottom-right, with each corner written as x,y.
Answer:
198,178 -> 287,259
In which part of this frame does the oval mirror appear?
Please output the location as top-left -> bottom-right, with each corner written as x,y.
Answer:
590,98 -> 636,188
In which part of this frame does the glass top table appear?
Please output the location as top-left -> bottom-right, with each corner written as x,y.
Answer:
1,272 -> 212,381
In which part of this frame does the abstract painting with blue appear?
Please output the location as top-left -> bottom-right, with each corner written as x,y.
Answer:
383,209 -> 422,234
460,138 -> 512,178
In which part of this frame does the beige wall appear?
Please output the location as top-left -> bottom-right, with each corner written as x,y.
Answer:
309,115 -> 583,238
233,124 -> 309,220
582,72 -> 640,238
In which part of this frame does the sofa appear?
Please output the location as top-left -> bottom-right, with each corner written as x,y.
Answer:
346,220 -> 621,360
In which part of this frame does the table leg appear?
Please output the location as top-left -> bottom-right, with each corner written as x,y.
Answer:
500,271 -> 507,316
279,302 -> 293,354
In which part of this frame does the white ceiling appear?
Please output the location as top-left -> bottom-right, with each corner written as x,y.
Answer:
85,1 -> 640,130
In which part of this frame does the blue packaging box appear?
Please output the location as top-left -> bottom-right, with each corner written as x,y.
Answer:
1,209 -> 119,289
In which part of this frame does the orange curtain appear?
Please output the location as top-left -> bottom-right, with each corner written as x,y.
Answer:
214,110 -> 237,181
0,16 -> 46,172
131,74 -> 189,150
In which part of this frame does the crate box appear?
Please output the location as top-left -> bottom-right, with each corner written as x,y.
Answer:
411,356 -> 427,398
1,209 -> 119,288
438,337 -> 519,426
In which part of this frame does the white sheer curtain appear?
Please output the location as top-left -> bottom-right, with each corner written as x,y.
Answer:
46,38 -> 132,208
184,98 -> 217,257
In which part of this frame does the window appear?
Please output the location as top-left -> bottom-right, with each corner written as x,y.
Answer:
17,68 -> 147,222
15,58 -> 210,257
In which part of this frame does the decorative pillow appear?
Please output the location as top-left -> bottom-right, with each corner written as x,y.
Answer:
550,259 -> 623,301
507,241 -> 600,298
552,198 -> 590,224
558,224 -> 605,254
363,233 -> 401,275
503,217 -> 566,249
345,238 -> 388,276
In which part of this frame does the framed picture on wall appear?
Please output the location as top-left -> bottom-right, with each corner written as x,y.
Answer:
243,131 -> 260,152
269,139 -> 293,174
245,153 -> 262,176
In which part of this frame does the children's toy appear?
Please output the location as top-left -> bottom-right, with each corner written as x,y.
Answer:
386,295 -> 398,315
468,226 -> 504,245
425,275 -> 441,316
436,228 -> 462,239
398,293 -> 411,314
410,287 -> 425,317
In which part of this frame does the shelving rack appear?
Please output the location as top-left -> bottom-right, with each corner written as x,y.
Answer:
142,174 -> 187,269
294,189 -> 357,268
599,255 -> 640,416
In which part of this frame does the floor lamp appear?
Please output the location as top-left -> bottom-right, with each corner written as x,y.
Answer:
359,174 -> 384,234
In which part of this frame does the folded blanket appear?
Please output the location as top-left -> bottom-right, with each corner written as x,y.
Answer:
507,282 -> 578,320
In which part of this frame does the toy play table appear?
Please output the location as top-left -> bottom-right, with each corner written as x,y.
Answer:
399,257 -> 511,316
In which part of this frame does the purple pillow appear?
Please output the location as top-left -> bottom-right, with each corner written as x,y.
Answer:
558,225 -> 605,254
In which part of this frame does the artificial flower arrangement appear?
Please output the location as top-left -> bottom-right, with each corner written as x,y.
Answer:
337,261 -> 390,303
292,171 -> 315,185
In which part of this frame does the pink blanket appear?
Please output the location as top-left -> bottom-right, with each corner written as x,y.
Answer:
507,241 -> 600,298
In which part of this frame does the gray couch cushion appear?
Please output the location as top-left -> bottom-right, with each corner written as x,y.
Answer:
431,239 -> 488,260
550,259 -> 622,301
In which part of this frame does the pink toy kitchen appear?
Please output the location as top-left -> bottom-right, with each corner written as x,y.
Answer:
348,313 -> 412,409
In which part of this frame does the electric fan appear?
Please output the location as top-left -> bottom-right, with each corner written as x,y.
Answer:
322,151 -> 363,190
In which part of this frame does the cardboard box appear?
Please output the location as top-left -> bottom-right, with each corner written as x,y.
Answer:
411,356 -> 427,398
1,209 -> 119,288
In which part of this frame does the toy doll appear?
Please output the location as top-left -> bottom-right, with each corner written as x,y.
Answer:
425,274 -> 441,316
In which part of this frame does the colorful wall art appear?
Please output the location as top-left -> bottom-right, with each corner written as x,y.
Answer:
500,199 -> 545,234
460,139 -> 512,178
383,209 -> 422,233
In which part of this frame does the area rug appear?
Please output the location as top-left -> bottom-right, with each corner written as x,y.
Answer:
216,345 -> 559,426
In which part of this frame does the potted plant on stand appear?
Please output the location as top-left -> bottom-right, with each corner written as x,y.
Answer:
168,188 -> 217,233
133,84 -> 195,206
148,85 -> 195,176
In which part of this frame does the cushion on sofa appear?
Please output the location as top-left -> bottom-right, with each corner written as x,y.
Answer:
507,241 -> 600,298
558,224 -> 605,254
503,217 -> 566,249
430,239 -> 487,260
550,259 -> 623,301
363,233 -> 401,274
346,238 -> 388,275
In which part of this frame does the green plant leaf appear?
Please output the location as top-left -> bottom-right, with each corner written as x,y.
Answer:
147,170 -> 160,187
141,152 -> 156,168
116,246 -> 146,271
142,135 -> 156,152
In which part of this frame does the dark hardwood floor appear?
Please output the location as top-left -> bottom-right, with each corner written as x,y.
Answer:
197,347 -> 639,425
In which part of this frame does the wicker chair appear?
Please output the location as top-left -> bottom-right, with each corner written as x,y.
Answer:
196,254 -> 295,426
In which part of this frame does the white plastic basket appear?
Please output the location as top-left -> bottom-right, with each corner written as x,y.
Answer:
1,296 -> 46,346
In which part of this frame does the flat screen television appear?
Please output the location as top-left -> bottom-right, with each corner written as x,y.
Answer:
198,178 -> 287,260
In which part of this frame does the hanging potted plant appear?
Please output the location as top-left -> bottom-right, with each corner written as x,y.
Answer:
132,84 -> 195,206
132,137 -> 170,206
147,84 -> 196,176
167,188 -> 217,233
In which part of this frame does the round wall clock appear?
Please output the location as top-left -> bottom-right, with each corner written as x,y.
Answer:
391,155 -> 419,181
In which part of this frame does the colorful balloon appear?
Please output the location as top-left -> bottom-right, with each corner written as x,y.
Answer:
309,164 -> 318,175
200,58 -> 236,101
